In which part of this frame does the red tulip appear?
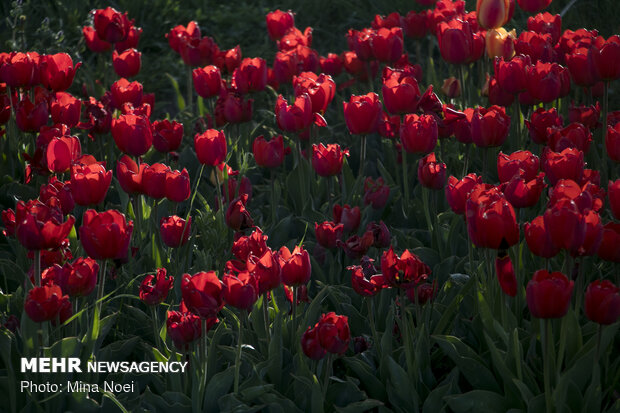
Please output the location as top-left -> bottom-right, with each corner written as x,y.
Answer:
166,309 -> 203,350
265,9 -> 295,41
382,67 -> 420,115
363,177 -> 390,209
139,268 -> 174,306
446,173 -> 483,215
225,195 -> 253,231
403,10 -> 429,39
572,210 -> 603,257
598,223 -> 620,263
112,48 -> 141,78
252,135 -> 285,168
349,265 -> 385,297
517,0 -> 552,13
116,155 -> 145,195
70,157 -> 112,206
15,200 -> 75,251
400,113 -> 438,154
110,78 -> 143,109
141,163 -> 170,200
83,26 -> 112,52
494,54 -> 530,95
115,25 -> 142,52
24,283 -> 70,323
167,21 -> 201,54
495,253 -> 517,296
278,245 -> 311,286
193,65 -> 222,98
317,312 -> 350,355
40,53 -> 81,91
315,221 -> 344,249
333,204 -> 361,233
542,147 -> 584,185
437,19 -> 483,65
46,135 -> 81,173
232,228 -> 268,262
477,0 -> 514,29
58,257 -> 98,298
584,280 -> 620,325
568,103 -> 600,130
152,119 -> 183,153
222,271 -> 258,311
319,53 -> 343,77
466,186 -> 519,249
527,12 -> 561,44
525,61 -> 565,103
543,198 -> 586,252
164,168 -> 190,203
371,27 -> 404,63
548,123 -> 592,153
247,249 -> 281,294
194,129 -> 227,167
50,92 -> 81,127
502,172 -> 546,208
497,150 -> 540,183
338,231 -> 374,260
525,107 -> 563,145
81,97 -> 112,136
231,57 -> 267,94
112,113 -> 152,156
93,7 -> 131,43
343,93 -> 382,135
293,72 -> 336,114
275,94 -> 312,133
79,209 -> 133,260
418,153 -> 446,190
39,177 -> 74,215
565,46 -> 600,87
526,269 -> 573,319
381,247 -> 430,289
606,122 -> 620,162
0,52 -> 39,88
15,97 -> 48,132
311,143 -> 349,177
471,105 -> 511,147
608,179 -> 620,220
2,208 -> 15,237
301,324 -> 326,360
182,271 -> 224,318
593,35 -> 620,81
160,215 -> 191,248
525,215 -> 561,258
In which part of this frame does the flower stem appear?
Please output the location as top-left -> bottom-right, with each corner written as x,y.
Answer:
96,260 -> 107,316
34,250 -> 41,287
214,166 -> 224,214
367,298 -> 379,354
187,66 -> 193,114
542,318 -> 554,413
322,353 -> 333,400
151,306 -> 160,347
270,169 -> 277,225
402,149 -> 410,211
360,135 -> 367,176
291,286 -> 297,347
234,310 -> 246,394
263,293 -> 271,346
601,81 -> 609,184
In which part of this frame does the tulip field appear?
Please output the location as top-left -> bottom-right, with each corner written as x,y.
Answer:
1,0 -> 620,411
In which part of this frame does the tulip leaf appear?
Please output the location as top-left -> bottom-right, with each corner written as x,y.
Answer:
165,73 -> 186,111
203,366 -> 235,412
343,357 -> 387,401
445,390 -> 509,413
334,399 -> 383,413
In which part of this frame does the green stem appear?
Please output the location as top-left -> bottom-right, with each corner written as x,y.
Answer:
234,311 -> 246,394
399,289 -> 414,380
458,65 -> 467,109
360,135 -> 367,176
328,175 -> 334,215
187,66 -> 193,114
402,149 -> 410,210
422,188 -> 434,240
594,324 -> 603,362
322,353 -> 333,400
214,166 -> 224,214
291,286 -> 297,347
263,293 -> 270,346
270,169 -> 277,225
202,318 -> 208,379
542,319 -> 554,413
514,100 -> 523,151
601,81 -> 609,184
367,298 -> 379,354
34,250 -> 41,287
151,306 -> 160,347
97,260 -> 107,316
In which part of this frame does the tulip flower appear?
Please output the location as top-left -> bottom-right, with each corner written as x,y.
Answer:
165,168 -> 191,203
370,27 -> 404,63
232,228 -> 269,262
112,48 -> 141,78
181,271 -> 224,318
24,284 -> 71,323
311,143 -> 349,177
542,147 -> 584,185
0,51 -> 39,88
317,312 -> 350,355
247,249 -> 281,294
343,93 -> 382,135
93,7 -> 131,43
527,12 -> 561,44
547,123 -> 592,154
222,271 -> 259,311
476,0 -> 514,30
495,253 -> 517,297
400,113 -> 438,154
275,93 -> 312,133
314,221 -> 344,249
526,269 -> 573,319
338,232 -> 374,260
40,53 -> 81,91
446,173 -> 483,215
381,247 -> 431,289
79,209 -> 133,260
585,280 -> 620,325
598,223 -> 620,262
517,0 -> 552,13
525,107 -> 563,145
166,310 -> 203,350
83,26 -> 112,52
333,204 -> 361,233
497,150 -> 540,183
70,158 -> 112,206
58,257 -> 99,297
15,200 -> 75,251
252,135 -> 286,168
382,68 -> 420,115
293,72 -> 336,114
502,172 -> 546,208
110,78 -> 143,108
301,324 -> 326,360
593,35 -> 620,81
471,105 -> 511,147
403,10 -> 429,39
15,97 -> 49,133
266,9 -> 295,40
437,19 -> 484,65
418,153 -> 446,190
151,119 -> 183,153
608,179 -> 620,220
225,195 -> 253,231
606,123 -> 620,162
111,113 -> 153,156
466,186 -> 519,249
160,215 -> 191,248
543,198 -> 586,252
525,216 -> 561,258
192,65 -> 222,98
39,177 -> 74,215
278,245 -> 311,286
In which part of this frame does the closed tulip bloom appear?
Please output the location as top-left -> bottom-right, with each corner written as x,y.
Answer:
338,231 -> 374,260
231,57 -> 268,94
39,177 -> 74,215
115,25 -> 142,52
471,105 -> 510,147
70,158 -> 112,206
543,198 -> 586,252
317,312 -> 350,355
165,168 -> 190,203
497,150 -> 540,183
311,143 -> 349,177
79,209 -> 133,260
111,113 -> 152,156
40,53 -> 81,91
112,48 -> 141,78
83,26 -> 112,52
527,12 -> 561,44
525,215 -> 561,258
525,107 -> 563,145
568,103 -> 600,130
116,155 -> 146,195
182,271 -> 224,318
15,97 -> 48,133
525,61 -> 565,103
59,257 -> 98,297
46,135 -> 81,173
446,173 -> 483,214
382,68 -> 420,115
0,51 -> 38,88
477,0 -> 514,29
542,147 -> 584,185
50,92 -> 81,127
253,135 -> 285,168
315,221 -> 344,249
403,10 -> 429,39
565,47 -> 600,87
110,78 -> 143,109
301,325 -> 326,360
319,53 -> 343,77
598,223 -> 620,263
152,119 -> 183,153
15,200 -> 75,251
371,27 -> 404,63
606,123 -> 620,162
418,153 -> 446,190
247,249 -> 281,294
573,210 -> 603,257
279,245 -> 311,286
192,65 -> 222,98
275,94 -> 312,133
517,0 -> 552,13
232,228 -> 268,262
166,21 -> 201,54
437,19 -> 482,65
502,172 -> 546,208
608,180 -> 620,220
160,215 -> 191,248
526,269 -> 573,319
224,195 -> 252,231
593,35 -> 620,81
381,247 -> 431,289
343,93 -> 382,135
141,163 -> 171,199
487,28 -> 517,60
266,9 -> 295,40
166,310 -> 203,350
400,113 -> 438,154
363,177 -> 390,209
584,280 -> 620,325
495,54 -> 530,95
333,204 -> 361,233
140,268 -> 174,306
195,129 -> 227,166
495,253 -> 517,297
93,7 -> 130,43
548,123 -> 592,153
24,284 -> 70,323
466,186 -> 519,249
293,72 -> 336,114
223,271 -> 259,311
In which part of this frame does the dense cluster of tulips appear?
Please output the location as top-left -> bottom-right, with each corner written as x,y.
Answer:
0,0 -> 619,411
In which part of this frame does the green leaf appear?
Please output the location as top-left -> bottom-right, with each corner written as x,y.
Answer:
166,73 -> 186,111
335,399 -> 384,413
343,357 -> 387,401
445,390 -> 509,413
204,366 -> 235,412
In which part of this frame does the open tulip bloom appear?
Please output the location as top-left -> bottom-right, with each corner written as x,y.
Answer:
2,2 -> 620,412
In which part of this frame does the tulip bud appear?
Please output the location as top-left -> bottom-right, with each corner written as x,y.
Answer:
526,269 -> 573,319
